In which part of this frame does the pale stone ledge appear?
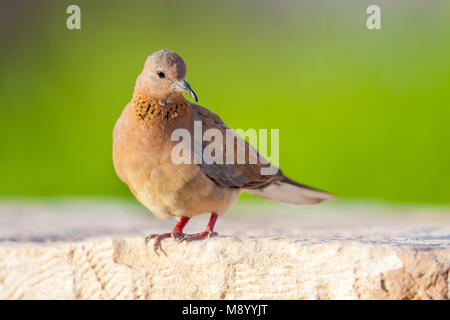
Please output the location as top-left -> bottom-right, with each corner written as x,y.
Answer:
0,200 -> 449,299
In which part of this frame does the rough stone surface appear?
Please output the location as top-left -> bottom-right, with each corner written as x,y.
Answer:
0,200 -> 449,300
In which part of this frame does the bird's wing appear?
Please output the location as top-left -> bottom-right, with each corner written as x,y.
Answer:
191,103 -> 281,189
190,104 -> 336,204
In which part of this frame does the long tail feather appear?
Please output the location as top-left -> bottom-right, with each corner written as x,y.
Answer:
244,177 -> 336,205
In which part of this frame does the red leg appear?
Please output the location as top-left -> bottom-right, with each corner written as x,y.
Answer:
183,213 -> 219,242
145,216 -> 190,254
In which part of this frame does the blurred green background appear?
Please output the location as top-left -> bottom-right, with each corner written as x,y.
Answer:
0,0 -> 449,204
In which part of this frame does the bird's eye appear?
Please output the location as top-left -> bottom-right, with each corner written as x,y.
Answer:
157,71 -> 166,79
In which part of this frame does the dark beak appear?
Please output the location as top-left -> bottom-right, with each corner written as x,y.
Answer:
174,80 -> 198,102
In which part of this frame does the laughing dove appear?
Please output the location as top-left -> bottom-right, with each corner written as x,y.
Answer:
113,49 -> 336,253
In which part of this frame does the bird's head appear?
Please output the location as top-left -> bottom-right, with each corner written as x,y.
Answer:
136,49 -> 198,103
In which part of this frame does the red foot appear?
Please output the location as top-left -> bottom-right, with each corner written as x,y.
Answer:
182,231 -> 218,242
145,213 -> 219,254
182,213 -> 219,242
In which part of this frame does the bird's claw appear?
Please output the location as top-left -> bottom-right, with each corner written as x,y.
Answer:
145,234 -> 157,245
145,232 -> 171,255
171,231 -> 186,242
178,234 -> 188,243
145,231 -> 188,254
183,231 -> 218,242
145,230 -> 218,254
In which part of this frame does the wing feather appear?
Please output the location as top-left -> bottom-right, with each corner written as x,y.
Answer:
190,104 -> 336,204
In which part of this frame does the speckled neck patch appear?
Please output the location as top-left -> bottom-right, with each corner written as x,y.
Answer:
132,92 -> 188,122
